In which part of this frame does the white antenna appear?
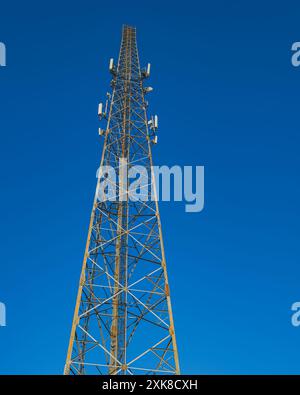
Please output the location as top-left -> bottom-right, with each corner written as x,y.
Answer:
152,135 -> 158,144
153,115 -> 158,130
144,86 -> 153,94
146,63 -> 151,77
148,115 -> 158,131
109,58 -> 114,72
98,103 -> 103,117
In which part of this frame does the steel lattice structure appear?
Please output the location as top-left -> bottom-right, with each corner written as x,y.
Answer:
64,25 -> 180,375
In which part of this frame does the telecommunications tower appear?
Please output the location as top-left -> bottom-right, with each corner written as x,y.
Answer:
64,25 -> 180,375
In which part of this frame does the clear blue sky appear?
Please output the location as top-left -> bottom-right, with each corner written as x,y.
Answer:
1,0 -> 300,374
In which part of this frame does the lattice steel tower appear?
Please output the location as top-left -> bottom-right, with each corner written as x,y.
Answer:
64,25 -> 180,375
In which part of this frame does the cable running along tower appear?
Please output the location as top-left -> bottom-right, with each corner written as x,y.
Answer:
64,25 -> 180,375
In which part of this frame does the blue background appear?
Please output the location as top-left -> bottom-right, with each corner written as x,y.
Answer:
0,0 -> 300,374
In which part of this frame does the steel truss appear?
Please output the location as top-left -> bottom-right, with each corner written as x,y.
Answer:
64,25 -> 180,375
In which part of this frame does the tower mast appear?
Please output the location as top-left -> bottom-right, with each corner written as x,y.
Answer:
64,25 -> 180,375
